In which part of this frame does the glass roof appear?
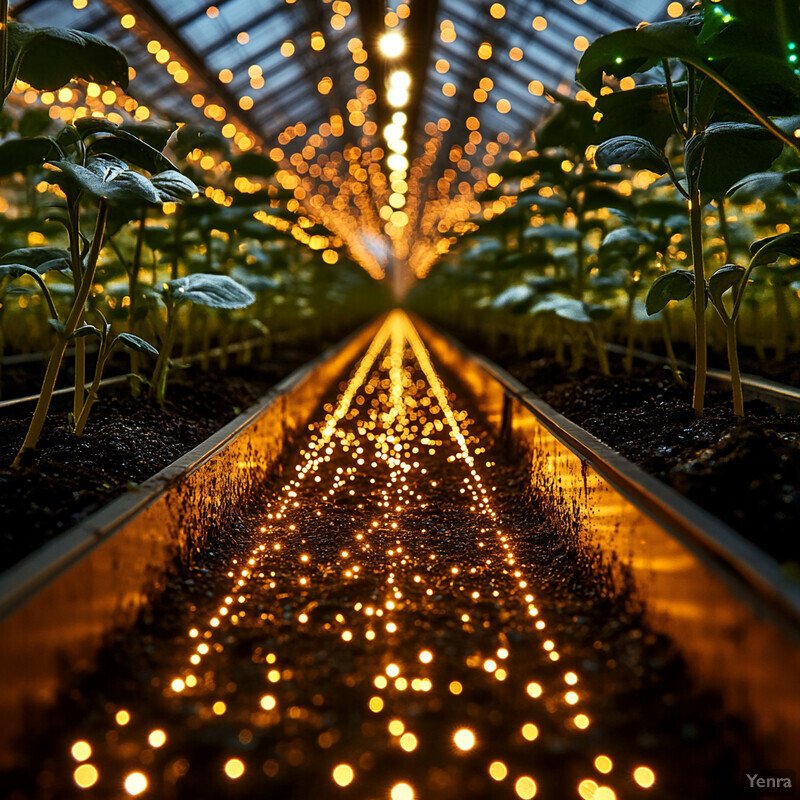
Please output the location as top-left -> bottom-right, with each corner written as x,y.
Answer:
10,0 -> 675,286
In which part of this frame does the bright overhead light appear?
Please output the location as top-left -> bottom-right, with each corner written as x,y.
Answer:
389,70 -> 411,89
387,87 -> 409,107
384,123 -> 404,141
379,31 -> 405,57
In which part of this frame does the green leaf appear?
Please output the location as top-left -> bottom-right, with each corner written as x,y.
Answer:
47,318 -> 66,336
684,122 -> 783,196
594,135 -> 670,175
6,23 -> 128,97
727,170 -> 800,200
150,170 -> 198,203
230,152 -> 278,179
750,232 -> 800,266
708,264 -> 745,309
18,108 -> 53,138
116,332 -> 159,357
71,324 -> 101,340
166,273 -> 256,309
168,124 -> 229,161
0,246 -> 70,272
600,226 -> 657,252
645,269 -> 695,315
86,131 -> 177,175
595,84 -> 684,148
576,16 -> 702,94
0,136 -> 59,178
46,160 -> 161,204
491,285 -> 534,311
536,96 -> 596,152
524,224 -> 581,242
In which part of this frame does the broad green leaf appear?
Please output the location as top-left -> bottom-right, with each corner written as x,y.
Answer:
231,152 -> 278,179
576,16 -> 702,94
536,96 -> 596,152
708,264 -> 745,308
168,124 -> 229,161
150,170 -> 199,203
600,226 -> 657,251
116,332 -> 159,356
749,232 -> 800,266
594,135 -> 669,175
645,269 -> 694,315
727,170 -> 800,200
166,273 -> 256,309
18,108 -> 53,138
684,122 -> 783,195
0,136 -> 59,178
46,160 -> 161,204
595,84 -> 684,148
524,224 -> 581,242
0,246 -> 70,271
491,285 -> 534,311
6,23 -> 128,98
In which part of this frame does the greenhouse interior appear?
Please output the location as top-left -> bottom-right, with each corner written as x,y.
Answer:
1,0 -> 800,797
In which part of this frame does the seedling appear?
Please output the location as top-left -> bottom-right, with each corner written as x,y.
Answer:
149,273 -> 255,406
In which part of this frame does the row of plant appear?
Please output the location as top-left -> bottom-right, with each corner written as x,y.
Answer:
0,15 -> 385,469
411,0 -> 800,419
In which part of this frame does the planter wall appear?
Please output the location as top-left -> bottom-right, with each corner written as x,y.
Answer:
0,319 -> 380,769
415,315 -> 800,769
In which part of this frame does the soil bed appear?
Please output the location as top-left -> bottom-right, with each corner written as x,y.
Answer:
4,336 -> 755,799
0,334 -> 333,571
451,328 -> 800,566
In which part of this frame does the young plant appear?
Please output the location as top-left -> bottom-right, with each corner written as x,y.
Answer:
69,313 -> 158,435
0,7 -> 128,108
646,232 -> 800,417
9,126 -> 197,467
148,273 -> 255,406
578,1 -> 800,413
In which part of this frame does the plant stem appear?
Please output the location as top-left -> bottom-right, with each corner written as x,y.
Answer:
74,345 -> 108,436
129,207 -> 146,384
725,319 -> 744,418
687,178 -> 707,415
662,58 -> 686,139
0,0 -> 8,107
661,307 -> 685,386
12,200 -> 108,467
151,302 -> 176,406
68,202 -> 85,424
623,284 -> 637,374
575,235 -> 585,301
590,324 -> 610,376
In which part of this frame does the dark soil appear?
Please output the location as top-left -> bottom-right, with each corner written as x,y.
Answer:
0,337 -> 327,572
453,331 -> 800,566
3,339 -> 756,799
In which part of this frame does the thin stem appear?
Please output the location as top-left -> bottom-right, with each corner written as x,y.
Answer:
687,57 -> 800,152
661,307 -> 686,386
13,200 -> 108,466
623,283 -> 637,374
151,302 -> 176,406
0,0 -> 8,107
662,58 -> 687,139
726,319 -> 744,418
74,343 -> 109,436
688,184 -> 707,415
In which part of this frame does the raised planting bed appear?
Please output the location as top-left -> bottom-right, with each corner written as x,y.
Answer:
0,319 -> 380,769
437,323 -> 800,567
0,325 -> 372,571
